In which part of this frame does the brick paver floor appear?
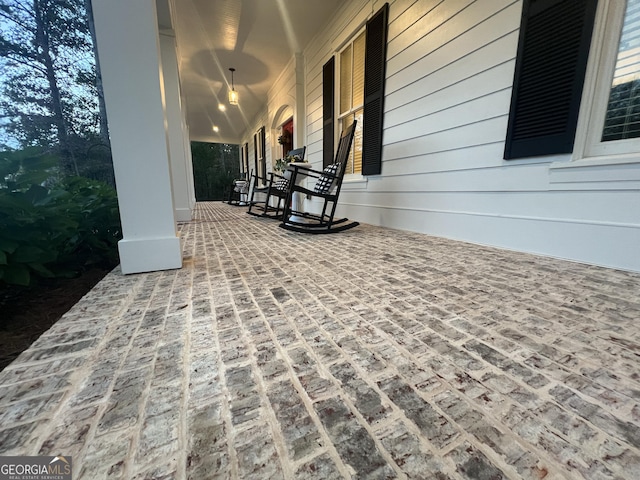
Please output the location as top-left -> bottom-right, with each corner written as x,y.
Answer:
1,202 -> 639,479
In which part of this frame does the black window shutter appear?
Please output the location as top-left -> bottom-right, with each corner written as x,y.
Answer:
259,126 -> 266,179
323,56 -> 335,168
504,0 -> 598,159
242,142 -> 249,175
253,132 -> 258,174
362,2 -> 389,175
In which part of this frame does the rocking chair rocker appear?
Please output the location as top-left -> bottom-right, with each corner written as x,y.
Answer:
280,121 -> 358,234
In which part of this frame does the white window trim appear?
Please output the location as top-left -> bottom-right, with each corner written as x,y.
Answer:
336,27 -> 366,118
567,0 -> 640,167
336,27 -> 366,177
342,174 -> 368,190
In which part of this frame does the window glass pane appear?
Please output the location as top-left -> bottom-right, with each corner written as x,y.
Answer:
340,45 -> 352,115
343,110 -> 363,175
602,0 -> 640,141
343,113 -> 355,174
352,109 -> 363,174
352,32 -> 366,108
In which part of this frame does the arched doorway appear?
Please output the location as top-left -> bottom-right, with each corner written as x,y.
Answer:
279,117 -> 293,157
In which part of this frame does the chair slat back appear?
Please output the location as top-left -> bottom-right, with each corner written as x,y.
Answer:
334,121 -> 357,176
314,121 -> 357,195
287,146 -> 306,162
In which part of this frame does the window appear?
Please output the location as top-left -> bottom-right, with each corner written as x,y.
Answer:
323,3 -> 388,175
575,0 -> 640,159
602,1 -> 640,143
339,31 -> 365,175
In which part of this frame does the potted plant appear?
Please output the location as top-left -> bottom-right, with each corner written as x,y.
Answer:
274,154 -> 304,173
277,131 -> 291,145
274,157 -> 288,172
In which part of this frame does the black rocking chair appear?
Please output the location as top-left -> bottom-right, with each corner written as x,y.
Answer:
247,147 -> 306,220
280,121 -> 358,234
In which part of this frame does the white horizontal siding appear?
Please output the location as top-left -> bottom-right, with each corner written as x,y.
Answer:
385,89 -> 512,146
386,1 -> 519,92
340,202 -> 640,272
289,0 -> 640,272
338,188 -> 640,225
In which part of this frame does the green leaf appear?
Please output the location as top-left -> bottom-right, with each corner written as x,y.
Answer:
12,245 -> 56,263
0,249 -> 6,265
28,262 -> 54,278
24,184 -> 50,205
1,264 -> 31,286
0,238 -> 19,254
0,193 -> 31,212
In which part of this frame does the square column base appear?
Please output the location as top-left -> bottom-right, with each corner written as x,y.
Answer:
118,236 -> 182,274
175,207 -> 193,223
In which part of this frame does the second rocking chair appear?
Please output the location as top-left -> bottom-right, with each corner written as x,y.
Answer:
280,121 -> 358,234
247,147 -> 306,220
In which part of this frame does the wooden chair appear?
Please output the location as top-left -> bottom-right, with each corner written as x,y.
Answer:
280,121 -> 358,234
247,147 -> 306,219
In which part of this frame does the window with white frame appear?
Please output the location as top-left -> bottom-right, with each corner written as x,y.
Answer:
577,0 -> 640,160
338,30 -> 365,175
323,3 -> 388,174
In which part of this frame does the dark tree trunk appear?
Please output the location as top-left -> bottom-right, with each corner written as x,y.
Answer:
33,0 -> 78,175
84,0 -> 109,146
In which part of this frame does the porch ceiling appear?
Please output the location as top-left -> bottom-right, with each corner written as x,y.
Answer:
170,0 -> 342,145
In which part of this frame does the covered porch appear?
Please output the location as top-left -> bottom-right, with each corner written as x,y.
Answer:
0,203 -> 638,479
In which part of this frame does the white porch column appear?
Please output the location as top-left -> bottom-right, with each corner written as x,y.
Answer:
92,0 -> 182,274
294,53 -> 306,148
160,30 -> 194,222
182,120 -> 196,210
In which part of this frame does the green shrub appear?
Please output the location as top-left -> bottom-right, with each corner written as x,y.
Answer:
0,148 -> 121,286
58,176 -> 121,269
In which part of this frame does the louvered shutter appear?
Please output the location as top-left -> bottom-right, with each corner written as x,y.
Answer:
253,132 -> 258,175
323,57 -> 335,168
362,3 -> 389,175
257,126 -> 266,182
504,0 -> 598,159
242,143 -> 249,175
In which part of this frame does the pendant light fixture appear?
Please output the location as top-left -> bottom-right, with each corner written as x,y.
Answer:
228,68 -> 239,105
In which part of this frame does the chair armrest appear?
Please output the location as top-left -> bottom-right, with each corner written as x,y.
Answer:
288,163 -> 324,177
287,164 -> 329,187
267,171 -> 287,181
289,183 -> 338,199
250,172 -> 269,183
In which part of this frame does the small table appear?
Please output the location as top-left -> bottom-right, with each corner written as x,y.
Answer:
233,180 -> 249,205
285,162 -> 312,223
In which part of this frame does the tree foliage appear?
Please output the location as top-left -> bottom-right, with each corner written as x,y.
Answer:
0,147 -> 120,287
0,0 -> 104,175
191,142 -> 240,201
0,1 -> 119,288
